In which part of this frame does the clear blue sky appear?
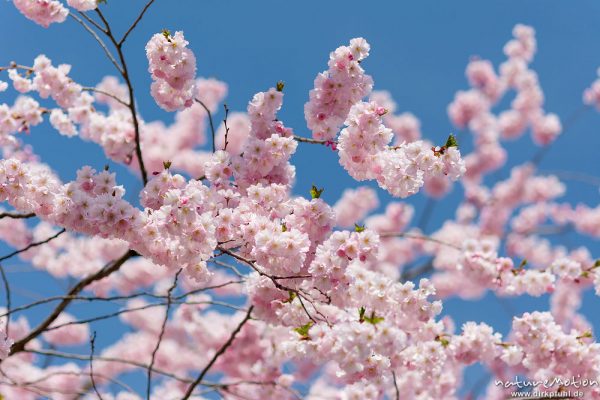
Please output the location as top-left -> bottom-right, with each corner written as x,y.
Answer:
1,0 -> 600,398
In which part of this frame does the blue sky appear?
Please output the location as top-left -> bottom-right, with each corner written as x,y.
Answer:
1,0 -> 600,398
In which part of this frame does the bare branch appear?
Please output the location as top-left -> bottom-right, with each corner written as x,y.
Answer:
9,249 -> 136,355
68,12 -> 123,75
223,103 -> 230,151
146,269 -> 181,399
76,10 -> 107,33
89,331 -> 104,400
0,264 -> 11,335
95,8 -> 148,184
81,86 -> 129,107
195,98 -> 217,153
118,0 -> 157,46
0,212 -> 35,220
293,135 -> 333,146
0,228 -> 66,263
181,305 -> 254,399
379,231 -> 461,250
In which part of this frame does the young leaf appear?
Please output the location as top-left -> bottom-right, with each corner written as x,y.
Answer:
310,184 -> 324,199
445,133 -> 458,148
354,224 -> 365,233
363,311 -> 384,325
276,81 -> 285,92
293,321 -> 314,340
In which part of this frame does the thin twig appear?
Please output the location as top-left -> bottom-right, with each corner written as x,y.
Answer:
118,0 -> 157,46
81,87 -> 129,107
0,279 -> 243,319
9,249 -> 136,355
181,306 -> 254,399
89,331 -> 104,400
27,348 -> 193,384
400,258 -> 434,282
531,105 -> 590,167
146,269 -> 181,399
0,228 -> 66,263
292,135 -> 332,146
195,98 -> 216,153
379,231 -> 461,250
0,264 -> 11,335
95,8 -> 148,184
68,12 -> 123,75
392,371 -> 400,400
0,212 -> 35,220
223,103 -> 230,151
77,10 -> 107,33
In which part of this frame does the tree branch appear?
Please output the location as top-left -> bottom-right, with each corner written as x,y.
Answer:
9,249 -> 136,355
0,228 -> 66,263
118,0 -> 157,46
181,306 -> 254,399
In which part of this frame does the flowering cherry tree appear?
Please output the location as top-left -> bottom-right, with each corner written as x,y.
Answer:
1,1 -> 600,400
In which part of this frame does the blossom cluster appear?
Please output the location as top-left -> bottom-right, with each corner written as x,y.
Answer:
305,38 -> 374,140
3,9 -> 600,400
146,30 -> 197,111
338,101 -> 466,198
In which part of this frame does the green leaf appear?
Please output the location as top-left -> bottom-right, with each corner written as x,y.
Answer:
445,133 -> 458,148
284,291 -> 296,303
437,337 -> 450,347
276,81 -> 285,92
293,321 -> 314,340
363,310 -> 384,325
310,184 -> 324,199
162,29 -> 172,42
281,223 -> 287,232
163,160 -> 172,170
354,224 -> 365,233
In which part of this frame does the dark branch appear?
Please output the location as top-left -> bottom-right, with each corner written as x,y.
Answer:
181,306 -> 254,399
195,98 -> 216,153
9,249 -> 136,355
146,269 -> 181,399
119,0 -> 157,46
0,228 -> 66,263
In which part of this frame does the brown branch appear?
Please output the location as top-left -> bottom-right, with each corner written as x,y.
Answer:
89,331 -> 104,400
0,228 -> 66,263
223,104 -> 230,151
400,258 -> 434,282
181,305 -> 254,400
379,231 -> 461,250
1,279 -> 243,319
146,269 -> 181,399
81,86 -> 129,107
68,12 -> 123,75
26,348 -> 193,384
392,371 -> 400,400
195,98 -> 216,153
118,0 -> 157,46
0,212 -> 35,220
0,264 -> 11,335
293,135 -> 333,146
95,8 -> 148,185
9,249 -> 136,355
